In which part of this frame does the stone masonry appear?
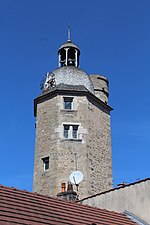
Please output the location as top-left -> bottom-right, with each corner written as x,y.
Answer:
33,37 -> 113,199
33,86 -> 112,199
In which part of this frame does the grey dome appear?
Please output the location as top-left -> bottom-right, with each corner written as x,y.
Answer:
46,66 -> 94,94
58,41 -> 80,52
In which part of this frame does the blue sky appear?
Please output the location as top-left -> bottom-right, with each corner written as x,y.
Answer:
0,0 -> 150,191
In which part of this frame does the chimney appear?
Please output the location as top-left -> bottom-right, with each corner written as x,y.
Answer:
57,182 -> 78,202
117,182 -> 126,188
61,183 -> 66,192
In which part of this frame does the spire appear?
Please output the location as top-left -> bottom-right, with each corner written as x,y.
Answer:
68,25 -> 71,42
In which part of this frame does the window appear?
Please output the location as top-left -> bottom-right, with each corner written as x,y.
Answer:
64,125 -> 69,138
68,48 -> 76,66
64,97 -> 73,110
42,157 -> 49,171
63,125 -> 79,139
72,125 -> 78,138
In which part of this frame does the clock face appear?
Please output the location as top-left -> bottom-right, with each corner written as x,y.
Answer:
40,73 -> 47,91
40,72 -> 56,91
69,171 -> 84,185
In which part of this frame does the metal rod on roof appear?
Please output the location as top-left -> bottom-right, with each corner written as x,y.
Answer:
74,153 -> 77,170
68,25 -> 71,41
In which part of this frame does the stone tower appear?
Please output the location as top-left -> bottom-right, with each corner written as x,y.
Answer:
33,31 -> 113,199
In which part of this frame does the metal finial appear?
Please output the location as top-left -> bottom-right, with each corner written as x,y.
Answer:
68,25 -> 71,41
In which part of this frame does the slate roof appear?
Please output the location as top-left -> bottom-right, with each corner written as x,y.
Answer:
42,66 -> 95,94
0,184 -> 138,225
40,84 -> 89,95
58,40 -> 80,51
34,83 -> 113,116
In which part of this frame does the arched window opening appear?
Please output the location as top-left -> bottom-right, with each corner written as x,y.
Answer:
68,48 -> 75,66
60,49 -> 66,65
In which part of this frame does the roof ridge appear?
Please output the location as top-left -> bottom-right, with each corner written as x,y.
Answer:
79,177 -> 150,202
0,184 -> 59,200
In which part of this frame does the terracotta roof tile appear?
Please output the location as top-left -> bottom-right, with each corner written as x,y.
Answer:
0,185 -> 138,225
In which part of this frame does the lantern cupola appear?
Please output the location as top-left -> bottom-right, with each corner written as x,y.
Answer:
58,27 -> 80,67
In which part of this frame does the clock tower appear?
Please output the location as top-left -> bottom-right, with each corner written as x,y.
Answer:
33,30 -> 113,199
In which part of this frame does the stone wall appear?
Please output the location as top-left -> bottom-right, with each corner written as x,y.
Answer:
90,74 -> 109,104
86,97 -> 112,195
33,95 -> 60,195
33,91 -> 112,199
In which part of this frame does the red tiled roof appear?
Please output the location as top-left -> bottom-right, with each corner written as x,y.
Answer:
0,184 -> 137,225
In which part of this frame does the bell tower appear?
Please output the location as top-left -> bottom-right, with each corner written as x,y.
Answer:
58,27 -> 80,67
33,30 -> 113,199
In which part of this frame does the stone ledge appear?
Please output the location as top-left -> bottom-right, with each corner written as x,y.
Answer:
60,109 -> 77,113
61,138 -> 82,142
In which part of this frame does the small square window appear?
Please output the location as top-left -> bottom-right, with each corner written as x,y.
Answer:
64,125 -> 69,138
64,97 -> 73,110
42,157 -> 49,171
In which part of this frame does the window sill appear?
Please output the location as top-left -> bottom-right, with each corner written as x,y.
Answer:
62,138 -> 82,142
44,169 -> 49,172
60,109 -> 77,113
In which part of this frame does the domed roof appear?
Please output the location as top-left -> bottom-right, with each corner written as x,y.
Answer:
44,66 -> 94,94
58,40 -> 80,52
